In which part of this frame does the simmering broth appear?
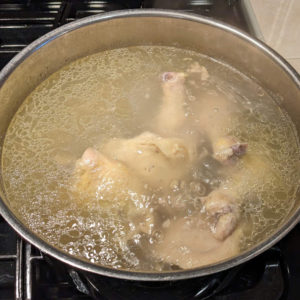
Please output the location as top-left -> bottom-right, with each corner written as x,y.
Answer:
2,46 -> 299,271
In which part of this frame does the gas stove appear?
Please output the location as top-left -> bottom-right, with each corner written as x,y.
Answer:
0,1 -> 299,299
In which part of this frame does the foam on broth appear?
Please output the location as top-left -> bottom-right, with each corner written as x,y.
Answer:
2,46 -> 299,271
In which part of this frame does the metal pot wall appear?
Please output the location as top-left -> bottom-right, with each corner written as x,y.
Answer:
0,10 -> 299,281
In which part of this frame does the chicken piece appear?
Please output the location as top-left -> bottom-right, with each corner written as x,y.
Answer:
214,213 -> 238,241
73,148 -> 146,209
156,71 -> 247,164
219,152 -> 275,197
155,72 -> 186,135
192,89 -> 247,163
202,190 -> 240,241
202,190 -> 238,215
193,91 -> 231,139
187,62 -> 209,81
213,136 -> 247,163
73,147 -> 156,235
102,132 -> 196,189
201,151 -> 276,241
151,214 -> 241,269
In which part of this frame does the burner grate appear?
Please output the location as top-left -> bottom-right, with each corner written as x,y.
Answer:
0,0 -> 142,69
24,244 -> 43,300
24,243 -> 92,299
0,0 -> 63,69
57,0 -> 142,25
0,219 -> 22,300
0,218 -> 92,300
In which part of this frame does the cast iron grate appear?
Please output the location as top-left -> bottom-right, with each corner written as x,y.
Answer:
0,0 -> 142,69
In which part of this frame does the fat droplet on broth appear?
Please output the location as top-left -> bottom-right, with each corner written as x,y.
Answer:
1,46 -> 300,271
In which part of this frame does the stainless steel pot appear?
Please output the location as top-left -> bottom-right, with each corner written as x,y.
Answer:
0,9 -> 299,281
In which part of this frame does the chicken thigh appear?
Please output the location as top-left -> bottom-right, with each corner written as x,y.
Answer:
151,213 -> 241,269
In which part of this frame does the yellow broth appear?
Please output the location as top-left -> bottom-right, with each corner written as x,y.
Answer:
2,46 -> 299,271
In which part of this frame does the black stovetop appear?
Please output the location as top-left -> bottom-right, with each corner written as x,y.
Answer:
0,1 -> 299,300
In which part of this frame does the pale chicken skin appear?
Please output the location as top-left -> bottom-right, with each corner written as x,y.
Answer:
73,147 -> 156,236
73,147 -> 146,208
156,69 -> 247,164
202,190 -> 240,241
152,187 -> 241,268
193,93 -> 247,163
155,72 -> 187,135
187,62 -> 209,80
102,131 -> 197,189
151,214 -> 241,269
213,136 -> 247,164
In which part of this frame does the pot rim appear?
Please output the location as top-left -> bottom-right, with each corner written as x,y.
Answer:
0,9 -> 299,281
